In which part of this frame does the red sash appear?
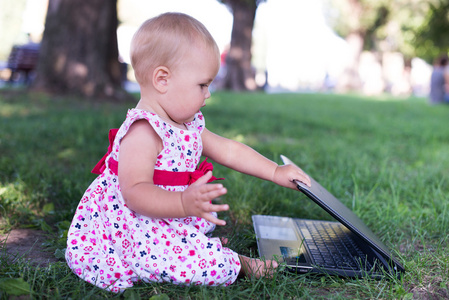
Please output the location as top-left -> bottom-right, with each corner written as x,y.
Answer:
91,129 -> 222,185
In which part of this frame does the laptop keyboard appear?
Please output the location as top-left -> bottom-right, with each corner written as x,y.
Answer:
297,220 -> 373,270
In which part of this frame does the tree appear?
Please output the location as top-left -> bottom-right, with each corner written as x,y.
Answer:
329,1 -> 449,70
219,0 -> 264,91
32,0 -> 130,100
327,0 -> 391,92
414,0 -> 449,63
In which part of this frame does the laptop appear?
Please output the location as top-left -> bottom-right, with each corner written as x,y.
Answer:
252,155 -> 405,278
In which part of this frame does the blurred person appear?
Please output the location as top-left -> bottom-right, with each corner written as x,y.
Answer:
429,54 -> 449,104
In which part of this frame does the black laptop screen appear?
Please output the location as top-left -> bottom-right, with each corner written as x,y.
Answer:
281,155 -> 404,270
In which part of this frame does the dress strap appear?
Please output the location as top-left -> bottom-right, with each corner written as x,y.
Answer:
92,129 -> 223,186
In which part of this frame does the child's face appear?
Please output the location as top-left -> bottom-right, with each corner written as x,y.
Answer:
164,44 -> 219,125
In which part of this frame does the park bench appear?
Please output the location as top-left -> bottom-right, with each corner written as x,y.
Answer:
7,43 -> 40,85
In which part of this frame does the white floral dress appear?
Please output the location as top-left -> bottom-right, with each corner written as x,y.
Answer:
66,109 -> 241,293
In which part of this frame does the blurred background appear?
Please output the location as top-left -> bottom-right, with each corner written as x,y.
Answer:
0,0 -> 447,99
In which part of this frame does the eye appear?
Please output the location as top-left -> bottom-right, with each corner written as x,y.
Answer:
200,84 -> 209,89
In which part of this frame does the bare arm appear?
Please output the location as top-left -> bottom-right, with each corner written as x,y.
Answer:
118,120 -> 229,225
444,71 -> 449,94
201,128 -> 310,189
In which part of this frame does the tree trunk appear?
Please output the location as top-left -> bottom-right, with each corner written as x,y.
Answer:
222,0 -> 257,91
32,0 -> 130,100
336,31 -> 364,92
335,0 -> 364,93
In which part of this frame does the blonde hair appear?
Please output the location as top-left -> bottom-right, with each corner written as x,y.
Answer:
130,12 -> 220,86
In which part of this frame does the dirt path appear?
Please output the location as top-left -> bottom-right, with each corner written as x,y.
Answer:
1,229 -> 60,266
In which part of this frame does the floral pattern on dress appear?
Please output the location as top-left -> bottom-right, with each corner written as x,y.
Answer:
66,109 -> 241,293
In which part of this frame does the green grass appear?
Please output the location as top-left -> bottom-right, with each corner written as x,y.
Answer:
1,89 -> 449,298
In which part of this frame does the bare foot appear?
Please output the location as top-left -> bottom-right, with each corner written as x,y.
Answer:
238,255 -> 278,278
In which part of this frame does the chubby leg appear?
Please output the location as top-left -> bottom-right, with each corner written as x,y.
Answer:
238,255 -> 279,278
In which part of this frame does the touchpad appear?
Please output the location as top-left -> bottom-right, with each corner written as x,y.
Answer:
258,225 -> 297,241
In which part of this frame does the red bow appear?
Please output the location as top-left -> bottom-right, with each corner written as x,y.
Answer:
91,128 -> 119,175
91,128 -> 223,186
189,158 -> 217,184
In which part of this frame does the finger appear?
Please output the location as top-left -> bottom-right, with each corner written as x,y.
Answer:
300,172 -> 311,186
297,173 -> 311,187
289,168 -> 311,187
208,203 -> 229,213
204,213 -> 226,226
191,171 -> 213,185
201,186 -> 227,200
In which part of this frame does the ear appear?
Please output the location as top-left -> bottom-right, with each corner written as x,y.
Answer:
152,66 -> 170,93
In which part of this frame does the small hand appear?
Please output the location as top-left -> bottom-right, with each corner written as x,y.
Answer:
181,171 -> 229,226
273,164 -> 311,189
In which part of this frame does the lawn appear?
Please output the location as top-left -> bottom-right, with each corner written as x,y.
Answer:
0,90 -> 448,299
